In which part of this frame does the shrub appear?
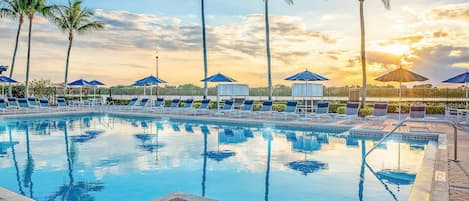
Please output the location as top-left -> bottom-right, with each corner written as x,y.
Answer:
336,106 -> 346,114
359,107 -> 374,117
329,103 -> 346,113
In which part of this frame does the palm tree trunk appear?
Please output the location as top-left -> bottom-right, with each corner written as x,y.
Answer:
25,15 -> 33,97
64,34 -> 73,95
8,17 -> 24,97
265,0 -> 273,100
359,0 -> 367,108
201,0 -> 208,99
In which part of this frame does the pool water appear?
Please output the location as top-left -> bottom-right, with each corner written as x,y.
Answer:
0,114 -> 429,201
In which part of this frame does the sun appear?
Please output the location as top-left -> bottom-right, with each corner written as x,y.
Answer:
378,44 -> 410,56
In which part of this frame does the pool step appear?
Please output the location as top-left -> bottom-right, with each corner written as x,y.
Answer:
153,192 -> 217,201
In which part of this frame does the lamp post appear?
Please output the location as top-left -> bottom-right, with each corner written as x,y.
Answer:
155,49 -> 160,97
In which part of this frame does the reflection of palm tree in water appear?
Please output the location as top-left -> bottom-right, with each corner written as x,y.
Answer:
201,128 -> 208,197
8,126 -> 25,195
48,121 -> 103,201
264,132 -> 272,201
23,124 -> 34,198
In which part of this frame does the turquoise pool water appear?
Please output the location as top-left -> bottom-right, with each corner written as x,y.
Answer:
0,114 -> 428,201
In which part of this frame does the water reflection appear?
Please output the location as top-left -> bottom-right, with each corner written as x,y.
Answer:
48,121 -> 104,201
0,115 -> 427,201
287,132 -> 327,176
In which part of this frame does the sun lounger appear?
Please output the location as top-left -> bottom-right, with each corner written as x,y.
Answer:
18,98 -> 31,111
335,102 -> 360,122
131,98 -> 150,111
7,97 -> 18,109
188,99 -> 211,115
147,98 -> 165,112
366,102 -> 388,121
213,99 -> 234,116
39,98 -> 52,110
27,97 -> 39,108
309,102 -> 333,120
274,100 -> 299,120
118,97 -> 138,111
230,100 -> 254,118
0,98 -> 8,113
173,99 -> 194,114
57,98 -> 70,111
408,105 -> 426,120
254,100 -> 273,118
161,99 -> 181,113
445,107 -> 459,122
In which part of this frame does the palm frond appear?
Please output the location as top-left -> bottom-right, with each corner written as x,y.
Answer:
0,7 -> 17,18
382,0 -> 391,9
77,21 -> 104,34
50,0 -> 104,35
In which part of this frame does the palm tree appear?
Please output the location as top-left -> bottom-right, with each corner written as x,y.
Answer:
0,0 -> 27,97
23,0 -> 56,97
51,0 -> 104,95
359,0 -> 390,107
201,0 -> 208,98
264,0 -> 293,100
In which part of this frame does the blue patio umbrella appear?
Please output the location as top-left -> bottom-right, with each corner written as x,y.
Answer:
0,65 -> 7,74
201,73 -> 237,110
133,75 -> 167,97
0,76 -> 18,97
88,80 -> 105,99
285,69 -> 329,117
68,79 -> 90,100
443,71 -> 469,109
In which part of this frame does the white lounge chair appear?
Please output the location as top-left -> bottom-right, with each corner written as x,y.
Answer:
253,100 -> 273,119
147,98 -> 165,112
188,99 -> 211,115
335,102 -> 361,122
7,97 -> 18,109
274,100 -> 299,120
309,102 -> 333,121
230,100 -> 255,118
366,102 -> 388,121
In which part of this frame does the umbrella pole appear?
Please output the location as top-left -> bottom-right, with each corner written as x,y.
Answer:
464,83 -> 469,110
398,82 -> 402,122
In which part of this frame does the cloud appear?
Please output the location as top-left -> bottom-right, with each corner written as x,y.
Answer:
430,3 -> 469,21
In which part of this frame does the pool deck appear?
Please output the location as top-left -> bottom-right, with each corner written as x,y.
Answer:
1,108 -> 468,201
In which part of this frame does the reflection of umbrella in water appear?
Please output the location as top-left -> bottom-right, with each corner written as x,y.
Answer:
219,128 -> 247,144
133,122 -> 165,156
205,127 -> 235,162
48,121 -> 104,200
70,130 -> 104,143
287,132 -> 327,176
376,143 -> 416,189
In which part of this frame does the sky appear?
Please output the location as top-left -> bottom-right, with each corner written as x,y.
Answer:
1,0 -> 469,87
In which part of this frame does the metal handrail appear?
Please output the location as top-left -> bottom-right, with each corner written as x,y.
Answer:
364,119 -> 459,161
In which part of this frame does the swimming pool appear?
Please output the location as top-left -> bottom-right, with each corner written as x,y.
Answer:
0,114 -> 430,201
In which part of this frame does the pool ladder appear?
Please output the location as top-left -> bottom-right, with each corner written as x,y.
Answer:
363,119 -> 459,162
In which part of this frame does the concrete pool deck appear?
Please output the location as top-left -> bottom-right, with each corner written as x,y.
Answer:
0,109 -> 468,201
